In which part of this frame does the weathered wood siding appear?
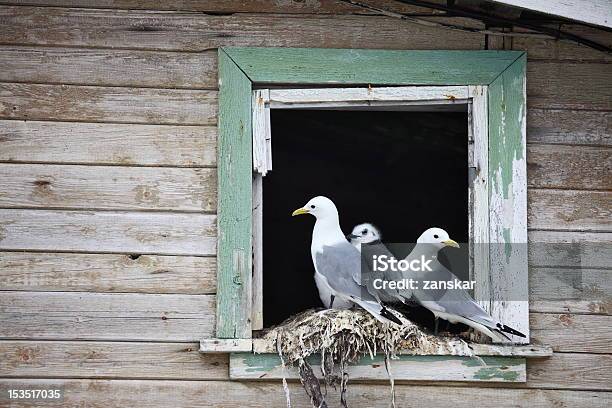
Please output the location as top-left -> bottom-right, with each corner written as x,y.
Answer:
0,2 -> 610,406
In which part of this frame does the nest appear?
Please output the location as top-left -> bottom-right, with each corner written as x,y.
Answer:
259,308 -> 474,408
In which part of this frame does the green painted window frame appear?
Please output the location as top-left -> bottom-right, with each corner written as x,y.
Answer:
216,47 -> 528,344
215,47 -> 532,382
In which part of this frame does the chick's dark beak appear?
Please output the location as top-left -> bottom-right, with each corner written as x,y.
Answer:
346,233 -> 359,240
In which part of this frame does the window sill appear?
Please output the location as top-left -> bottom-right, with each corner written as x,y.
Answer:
200,338 -> 552,358
201,338 -> 550,383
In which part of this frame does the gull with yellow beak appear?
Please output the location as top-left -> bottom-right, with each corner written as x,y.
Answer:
408,227 -> 526,342
292,196 -> 402,324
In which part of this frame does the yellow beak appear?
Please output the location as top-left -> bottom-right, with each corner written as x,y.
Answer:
443,239 -> 460,248
292,207 -> 309,216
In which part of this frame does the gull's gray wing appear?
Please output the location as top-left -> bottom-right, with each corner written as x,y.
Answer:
315,241 -> 404,325
360,241 -> 408,303
414,260 -> 497,328
315,241 -> 378,303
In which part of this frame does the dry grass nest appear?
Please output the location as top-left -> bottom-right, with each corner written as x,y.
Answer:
258,308 -> 474,408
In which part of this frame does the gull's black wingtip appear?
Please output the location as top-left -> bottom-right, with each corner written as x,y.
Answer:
498,323 -> 527,338
380,307 -> 403,325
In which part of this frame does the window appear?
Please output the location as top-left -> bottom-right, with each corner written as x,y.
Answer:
201,47 -> 549,382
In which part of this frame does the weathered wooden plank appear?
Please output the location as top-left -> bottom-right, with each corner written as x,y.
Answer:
0,46 -> 217,89
252,338 -> 552,357
0,6 -> 483,52
527,109 -> 611,146
0,340 -> 227,379
514,25 -> 612,62
530,268 -> 611,315
0,120 -> 217,167
0,116 -> 606,172
230,353 -> 527,383
230,352 -> 612,390
1,379 -> 609,408
527,62 -> 612,111
528,190 -> 611,232
0,209 -> 216,256
528,230 -> 612,269
0,292 -> 215,341
227,48 -> 519,85
526,352 -> 612,390
530,313 -> 612,353
0,83 -> 217,125
0,252 -> 215,294
469,85 -> 491,343
527,144 -> 612,190
251,174 -> 264,330
0,0 -> 439,14
2,82 -> 607,137
200,338 -> 252,353
216,49 -> 252,339
252,89 -> 271,175
0,164 -> 216,212
269,86 -> 471,107
487,54 -> 529,343
2,7 -> 607,60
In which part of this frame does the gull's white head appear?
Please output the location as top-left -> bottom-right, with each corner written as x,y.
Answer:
292,196 -> 338,220
416,227 -> 460,249
348,223 -> 381,246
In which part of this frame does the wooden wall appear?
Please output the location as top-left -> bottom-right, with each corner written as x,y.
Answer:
0,1 -> 610,406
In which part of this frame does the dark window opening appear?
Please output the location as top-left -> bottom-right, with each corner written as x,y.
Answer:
263,109 -> 469,332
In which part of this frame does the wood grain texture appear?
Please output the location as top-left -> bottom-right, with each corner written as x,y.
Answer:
527,62 -> 612,110
0,292 -> 215,341
529,267 -> 612,315
530,313 -> 612,353
528,230 -> 612,269
528,190 -> 611,232
0,6 -> 483,52
527,109 -> 611,146
4,114 -> 605,170
0,120 -> 217,166
0,340 -> 227,379
200,338 -> 252,353
514,25 -> 612,62
0,83 -> 217,125
0,46 -> 217,89
1,5 -> 607,61
0,209 -> 216,256
469,85 -> 492,341
1,379 -> 609,407
0,252 -> 215,294
216,49 -> 252,339
527,144 -> 612,190
0,164 -> 216,212
526,352 -> 612,390
1,79 -> 607,132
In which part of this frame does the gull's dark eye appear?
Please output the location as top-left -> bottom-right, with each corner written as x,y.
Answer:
361,229 -> 368,235
310,205 -> 315,209
434,234 -> 439,239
